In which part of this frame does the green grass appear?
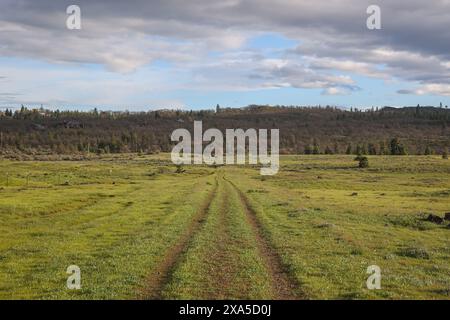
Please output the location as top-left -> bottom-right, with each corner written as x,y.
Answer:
162,176 -> 272,299
0,154 -> 449,299
229,155 -> 450,299
0,157 -> 216,299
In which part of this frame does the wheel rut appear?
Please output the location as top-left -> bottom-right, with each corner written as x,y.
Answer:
139,176 -> 218,299
203,177 -> 235,299
224,176 -> 303,300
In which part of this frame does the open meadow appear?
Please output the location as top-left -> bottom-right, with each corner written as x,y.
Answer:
0,155 -> 449,299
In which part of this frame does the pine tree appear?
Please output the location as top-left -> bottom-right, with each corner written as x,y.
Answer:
333,142 -> 339,154
312,139 -> 320,154
390,138 -> 407,155
346,144 -> 352,155
368,143 -> 377,155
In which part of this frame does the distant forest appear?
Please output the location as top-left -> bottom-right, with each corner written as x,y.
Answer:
0,105 -> 449,158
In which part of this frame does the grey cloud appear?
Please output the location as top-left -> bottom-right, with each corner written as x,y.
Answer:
0,0 -> 449,93
2,1 -> 449,56
247,59 -> 361,91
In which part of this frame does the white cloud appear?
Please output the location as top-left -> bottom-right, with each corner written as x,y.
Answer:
322,87 -> 350,96
0,0 -> 449,102
403,84 -> 450,97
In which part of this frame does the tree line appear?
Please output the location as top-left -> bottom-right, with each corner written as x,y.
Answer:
0,105 -> 448,157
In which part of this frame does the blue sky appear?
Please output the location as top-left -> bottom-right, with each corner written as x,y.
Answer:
0,1 -> 449,111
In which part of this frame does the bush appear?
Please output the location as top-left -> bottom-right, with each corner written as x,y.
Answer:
390,138 -> 408,155
354,155 -> 369,168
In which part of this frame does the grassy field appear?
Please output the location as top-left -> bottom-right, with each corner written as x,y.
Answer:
0,155 -> 449,299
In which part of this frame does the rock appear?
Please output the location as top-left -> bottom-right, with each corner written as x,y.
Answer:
445,212 -> 450,221
426,214 -> 444,225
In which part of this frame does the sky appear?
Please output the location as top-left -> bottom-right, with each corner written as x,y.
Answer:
0,0 -> 449,111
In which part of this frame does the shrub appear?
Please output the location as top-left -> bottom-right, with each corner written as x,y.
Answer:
390,138 -> 408,155
354,155 -> 369,168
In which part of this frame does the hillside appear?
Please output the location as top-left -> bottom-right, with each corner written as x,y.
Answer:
0,106 -> 449,158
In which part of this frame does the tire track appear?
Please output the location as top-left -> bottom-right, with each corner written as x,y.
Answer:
205,176 -> 252,299
203,177 -> 234,299
139,176 -> 218,299
224,176 -> 304,300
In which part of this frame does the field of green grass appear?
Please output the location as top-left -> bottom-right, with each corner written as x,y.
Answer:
0,155 -> 449,299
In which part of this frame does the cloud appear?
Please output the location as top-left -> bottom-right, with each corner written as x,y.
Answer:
0,0 -> 449,100
399,84 -> 450,97
0,62 -> 189,108
307,58 -> 388,79
322,87 -> 353,96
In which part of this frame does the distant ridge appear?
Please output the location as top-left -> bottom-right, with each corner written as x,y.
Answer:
1,106 -> 449,157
